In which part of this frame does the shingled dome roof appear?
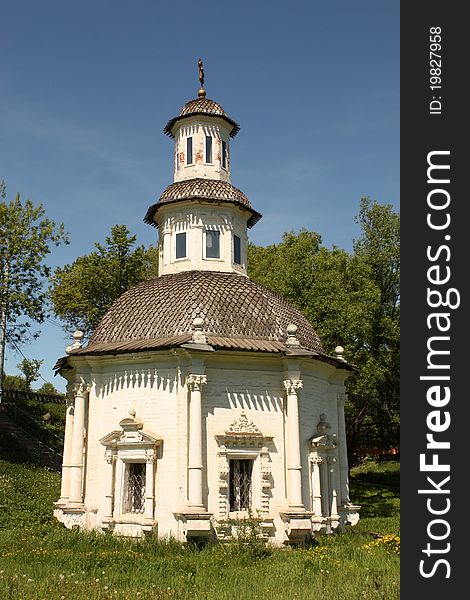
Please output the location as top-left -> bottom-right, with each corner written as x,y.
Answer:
144,178 -> 262,229
78,271 -> 324,356
163,97 -> 240,138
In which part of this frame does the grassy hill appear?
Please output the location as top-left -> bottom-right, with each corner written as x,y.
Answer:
0,454 -> 399,600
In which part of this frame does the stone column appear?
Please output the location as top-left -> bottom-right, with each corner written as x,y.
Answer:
186,374 -> 207,509
311,457 -> 323,515
283,379 -> 304,509
145,450 -> 156,520
328,456 -> 339,518
68,381 -> 90,505
58,389 -> 75,503
104,449 -> 116,519
336,392 -> 350,504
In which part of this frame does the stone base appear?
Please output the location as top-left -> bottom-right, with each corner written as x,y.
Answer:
103,517 -> 157,538
311,515 -> 341,534
279,510 -> 315,544
174,511 -> 214,540
338,503 -> 361,530
53,503 -> 96,530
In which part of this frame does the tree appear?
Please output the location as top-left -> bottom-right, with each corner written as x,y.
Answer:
0,184 -> 69,403
344,197 -> 400,461
36,381 -> 62,396
16,358 -> 44,389
248,198 -> 400,463
50,224 -> 159,338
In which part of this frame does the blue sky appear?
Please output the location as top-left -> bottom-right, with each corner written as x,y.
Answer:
1,1 -> 399,391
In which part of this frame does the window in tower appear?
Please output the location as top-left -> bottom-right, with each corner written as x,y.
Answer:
205,229 -> 220,259
222,140 -> 228,169
186,137 -> 193,165
233,234 -> 241,265
205,135 -> 213,163
175,232 -> 187,259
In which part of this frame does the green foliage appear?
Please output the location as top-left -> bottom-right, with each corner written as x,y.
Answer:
16,358 -> 43,389
1,373 -> 28,391
248,198 -> 400,461
0,459 -> 399,600
0,190 -> 69,344
216,511 -> 272,560
50,224 -> 159,338
36,381 -> 62,395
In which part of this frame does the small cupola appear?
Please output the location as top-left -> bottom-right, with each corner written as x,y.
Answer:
145,60 -> 262,277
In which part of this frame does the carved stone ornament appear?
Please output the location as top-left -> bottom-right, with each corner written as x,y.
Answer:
225,411 -> 262,436
105,449 -> 117,465
145,449 -> 157,464
283,379 -> 303,395
317,414 -> 331,434
186,374 -> 208,391
73,380 -> 91,398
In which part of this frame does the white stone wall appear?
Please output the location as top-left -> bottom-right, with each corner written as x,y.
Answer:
172,117 -> 232,183
58,350 -> 352,545
157,201 -> 249,276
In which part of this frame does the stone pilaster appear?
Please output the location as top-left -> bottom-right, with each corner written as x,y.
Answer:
58,386 -> 75,503
186,374 -> 207,509
68,380 -> 90,505
283,378 -> 304,509
336,392 -> 350,505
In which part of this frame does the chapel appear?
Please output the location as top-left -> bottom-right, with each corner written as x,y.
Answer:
53,63 -> 360,545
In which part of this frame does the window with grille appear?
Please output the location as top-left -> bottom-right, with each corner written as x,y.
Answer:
124,462 -> 146,514
229,459 -> 253,511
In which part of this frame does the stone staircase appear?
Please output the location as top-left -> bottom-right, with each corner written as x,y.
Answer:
0,410 -> 62,470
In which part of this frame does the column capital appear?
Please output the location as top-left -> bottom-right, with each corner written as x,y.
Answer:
73,380 -> 91,398
283,379 -> 303,394
186,374 -> 207,391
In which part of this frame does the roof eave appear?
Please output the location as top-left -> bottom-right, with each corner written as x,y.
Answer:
163,113 -> 240,139
144,198 -> 262,229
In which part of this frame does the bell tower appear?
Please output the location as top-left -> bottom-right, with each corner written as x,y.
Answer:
144,60 -> 262,277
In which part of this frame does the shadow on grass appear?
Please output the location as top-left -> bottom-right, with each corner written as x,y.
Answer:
350,481 -> 400,518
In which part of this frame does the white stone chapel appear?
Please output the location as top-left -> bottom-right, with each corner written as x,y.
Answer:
53,64 -> 360,545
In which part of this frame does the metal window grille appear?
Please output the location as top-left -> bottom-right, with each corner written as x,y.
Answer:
125,463 -> 146,514
229,459 -> 253,511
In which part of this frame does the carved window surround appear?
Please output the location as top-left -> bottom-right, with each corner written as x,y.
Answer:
215,412 -> 273,523
100,411 -> 162,530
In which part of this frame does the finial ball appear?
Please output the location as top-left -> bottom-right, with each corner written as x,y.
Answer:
286,323 -> 298,335
193,317 -> 204,328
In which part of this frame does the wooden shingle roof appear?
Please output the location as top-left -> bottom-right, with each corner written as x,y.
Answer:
75,271 -> 324,356
144,178 -> 262,229
163,97 -> 240,138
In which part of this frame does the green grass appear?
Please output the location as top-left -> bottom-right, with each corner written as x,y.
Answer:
0,458 -> 399,600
